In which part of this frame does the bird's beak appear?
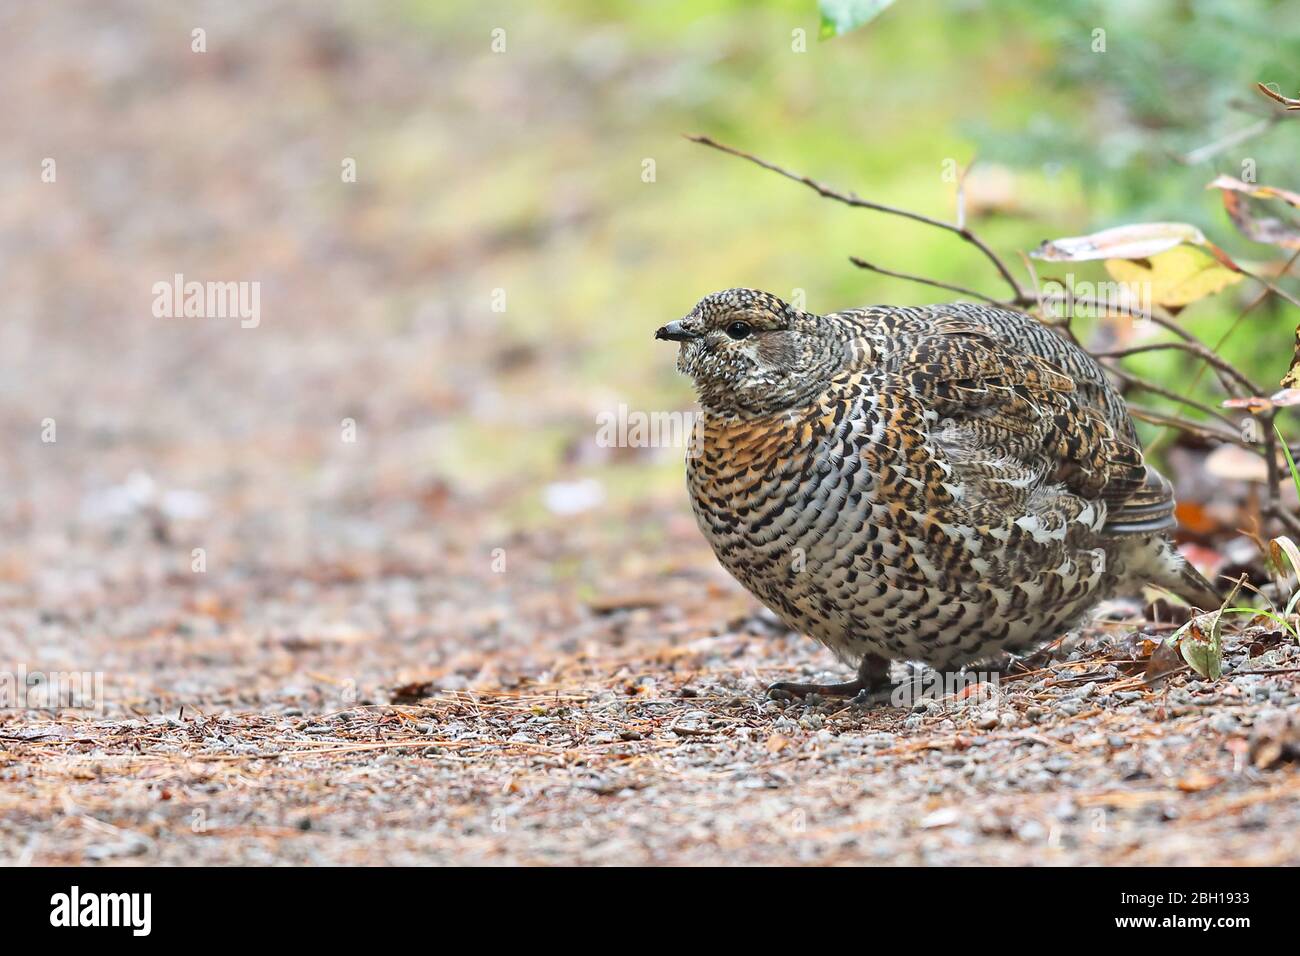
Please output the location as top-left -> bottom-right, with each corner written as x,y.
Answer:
655,320 -> 695,342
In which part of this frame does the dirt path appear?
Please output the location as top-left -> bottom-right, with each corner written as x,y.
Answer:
4,552 -> 1299,866
2,4 -> 1297,867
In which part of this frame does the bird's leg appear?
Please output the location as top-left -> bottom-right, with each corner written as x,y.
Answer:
768,653 -> 891,700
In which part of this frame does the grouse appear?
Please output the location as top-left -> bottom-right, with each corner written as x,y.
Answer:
657,288 -> 1219,699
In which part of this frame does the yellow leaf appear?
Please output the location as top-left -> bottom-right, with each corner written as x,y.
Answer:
1104,246 -> 1242,307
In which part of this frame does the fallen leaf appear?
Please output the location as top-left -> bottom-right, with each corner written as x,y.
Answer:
586,592 -> 664,614
389,681 -> 436,704
1169,576 -> 1244,680
1249,712 -> 1300,769
765,734 -> 791,753
1144,638 -> 1185,685
1176,772 -> 1222,792
919,806 -> 961,829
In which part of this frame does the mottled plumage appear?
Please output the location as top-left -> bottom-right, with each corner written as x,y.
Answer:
656,288 -> 1218,698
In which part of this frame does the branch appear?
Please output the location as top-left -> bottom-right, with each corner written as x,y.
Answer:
1101,361 -> 1238,427
1267,503 -> 1300,538
1235,262 -> 1300,311
1126,406 -> 1249,447
1263,409 -> 1282,514
684,129 -> 1291,518
686,134 -> 1027,300
1174,116 -> 1278,166
848,257 -> 1006,306
1090,341 -> 1265,397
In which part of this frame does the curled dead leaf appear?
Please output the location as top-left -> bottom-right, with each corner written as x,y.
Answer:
1222,388 -> 1300,413
1268,535 -> 1300,582
1208,175 -> 1300,250
1031,222 -> 1210,262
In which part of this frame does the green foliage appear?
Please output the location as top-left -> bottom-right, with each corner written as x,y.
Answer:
818,0 -> 896,38
1277,422 -> 1300,502
969,0 -> 1300,227
387,0 -> 1298,494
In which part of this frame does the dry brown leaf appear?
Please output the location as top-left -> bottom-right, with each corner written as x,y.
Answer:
766,734 -> 791,753
1176,772 -> 1222,793
1283,333 -> 1300,390
1222,388 -> 1300,413
1208,175 -> 1300,250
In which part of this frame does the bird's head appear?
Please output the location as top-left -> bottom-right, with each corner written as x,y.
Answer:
656,288 -> 846,415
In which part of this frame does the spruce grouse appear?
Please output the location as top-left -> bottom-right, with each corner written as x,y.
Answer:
656,288 -> 1219,699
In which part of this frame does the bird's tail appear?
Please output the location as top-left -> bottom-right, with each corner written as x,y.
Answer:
1170,560 -> 1223,612
1147,539 -> 1222,611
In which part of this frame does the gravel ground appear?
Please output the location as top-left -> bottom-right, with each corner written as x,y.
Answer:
4,562 -> 1300,866
2,3 -> 1298,866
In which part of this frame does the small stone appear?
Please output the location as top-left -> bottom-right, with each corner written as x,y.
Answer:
1016,820 -> 1048,842
1209,713 -> 1238,734
1070,681 -> 1097,700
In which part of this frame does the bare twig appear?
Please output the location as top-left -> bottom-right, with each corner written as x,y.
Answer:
1101,361 -> 1238,427
1090,341 -> 1264,397
685,129 -> 1294,515
1235,262 -> 1300,311
1263,409 -> 1282,516
686,134 -> 1027,299
848,256 -> 1006,306
1144,249 -> 1300,458
1258,81 -> 1300,111
1267,505 -> 1300,538
1175,116 -> 1278,165
1126,405 -> 1248,447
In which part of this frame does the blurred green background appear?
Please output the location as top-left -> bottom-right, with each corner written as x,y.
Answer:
395,0 -> 1300,504
4,0 -> 1298,552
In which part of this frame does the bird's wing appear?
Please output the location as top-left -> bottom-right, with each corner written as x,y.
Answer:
875,316 -> 1153,530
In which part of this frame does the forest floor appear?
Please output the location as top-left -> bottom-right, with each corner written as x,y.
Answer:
2,4 -> 1299,867
4,543 -> 1300,866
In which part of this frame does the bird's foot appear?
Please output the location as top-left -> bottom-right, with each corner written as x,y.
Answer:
767,653 -> 894,703
766,679 -> 864,701
848,683 -> 899,709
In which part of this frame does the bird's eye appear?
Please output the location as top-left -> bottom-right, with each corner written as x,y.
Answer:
725,320 -> 753,340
